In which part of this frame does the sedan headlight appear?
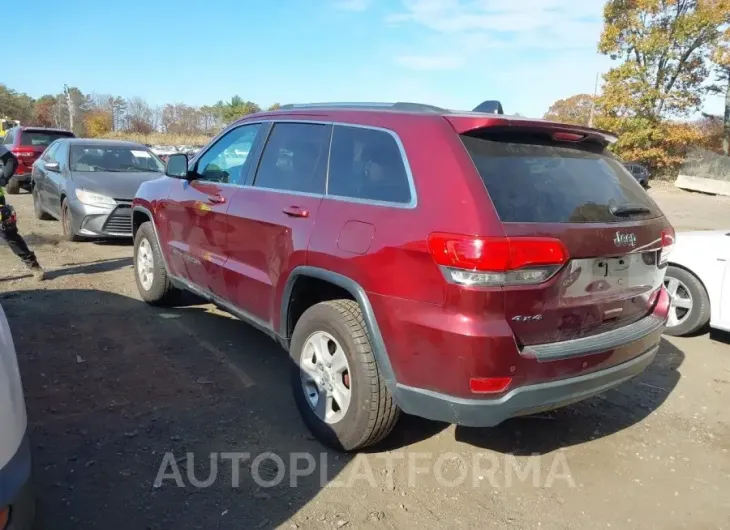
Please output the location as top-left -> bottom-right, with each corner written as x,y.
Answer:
75,189 -> 116,208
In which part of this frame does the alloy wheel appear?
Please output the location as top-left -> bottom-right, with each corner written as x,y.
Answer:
300,331 -> 352,424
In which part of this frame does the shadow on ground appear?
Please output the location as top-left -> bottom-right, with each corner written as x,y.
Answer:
45,258 -> 133,280
455,338 -> 684,455
1,288 -> 435,530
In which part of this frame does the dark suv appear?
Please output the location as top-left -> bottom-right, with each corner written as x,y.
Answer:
132,102 -> 673,451
2,126 -> 76,193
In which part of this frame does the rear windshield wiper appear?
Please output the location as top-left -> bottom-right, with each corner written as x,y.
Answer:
609,203 -> 652,217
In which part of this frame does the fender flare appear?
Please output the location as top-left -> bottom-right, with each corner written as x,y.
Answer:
280,266 -> 399,393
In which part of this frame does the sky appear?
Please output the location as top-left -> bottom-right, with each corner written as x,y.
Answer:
8,0 -> 724,119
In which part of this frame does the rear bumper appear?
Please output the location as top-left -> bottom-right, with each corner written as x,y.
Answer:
0,435 -> 34,530
396,344 -> 659,427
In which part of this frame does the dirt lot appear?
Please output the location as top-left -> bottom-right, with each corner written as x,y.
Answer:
1,187 -> 729,530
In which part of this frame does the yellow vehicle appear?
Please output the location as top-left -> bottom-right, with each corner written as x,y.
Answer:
0,119 -> 20,138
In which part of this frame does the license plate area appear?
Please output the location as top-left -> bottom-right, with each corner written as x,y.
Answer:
560,251 -> 661,304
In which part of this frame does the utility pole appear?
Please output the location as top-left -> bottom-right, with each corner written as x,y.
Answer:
588,72 -> 599,127
64,84 -> 74,131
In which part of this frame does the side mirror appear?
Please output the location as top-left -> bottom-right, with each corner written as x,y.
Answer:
165,153 -> 190,179
44,162 -> 60,172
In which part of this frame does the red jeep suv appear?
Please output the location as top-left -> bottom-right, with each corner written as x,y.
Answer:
3,126 -> 76,193
132,102 -> 673,451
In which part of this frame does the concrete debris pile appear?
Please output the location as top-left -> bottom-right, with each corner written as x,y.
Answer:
147,145 -> 203,160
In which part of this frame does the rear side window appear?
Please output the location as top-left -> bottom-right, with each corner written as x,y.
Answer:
461,131 -> 660,223
21,131 -> 74,148
328,125 -> 411,204
3,129 -> 15,145
254,123 -> 331,194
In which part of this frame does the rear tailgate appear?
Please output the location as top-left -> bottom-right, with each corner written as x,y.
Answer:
20,129 -> 75,164
455,122 -> 670,346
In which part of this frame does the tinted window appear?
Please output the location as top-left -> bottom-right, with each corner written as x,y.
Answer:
196,123 -> 261,184
460,131 -> 660,223
21,131 -> 74,147
254,123 -> 330,194
327,125 -> 411,204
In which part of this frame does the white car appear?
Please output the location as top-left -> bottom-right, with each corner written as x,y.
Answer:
663,229 -> 730,336
0,302 -> 34,529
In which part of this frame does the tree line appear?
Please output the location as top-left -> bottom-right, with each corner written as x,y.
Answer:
0,85 -> 279,139
544,0 -> 730,175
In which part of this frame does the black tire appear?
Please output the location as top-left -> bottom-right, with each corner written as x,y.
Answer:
134,221 -> 177,305
664,265 -> 711,337
5,176 -> 21,194
32,186 -> 52,220
61,198 -> 82,242
290,299 -> 400,452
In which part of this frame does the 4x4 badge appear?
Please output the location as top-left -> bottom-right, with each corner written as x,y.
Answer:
613,231 -> 637,247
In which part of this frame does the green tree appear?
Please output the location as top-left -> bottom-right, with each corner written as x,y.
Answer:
0,84 -> 35,123
597,0 -> 730,172
599,0 -> 730,119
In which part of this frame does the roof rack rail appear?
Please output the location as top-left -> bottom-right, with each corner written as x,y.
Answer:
278,102 -> 448,113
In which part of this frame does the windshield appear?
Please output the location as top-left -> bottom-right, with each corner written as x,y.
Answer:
70,145 -> 164,173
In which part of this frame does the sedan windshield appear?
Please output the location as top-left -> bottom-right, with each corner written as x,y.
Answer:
70,145 -> 164,173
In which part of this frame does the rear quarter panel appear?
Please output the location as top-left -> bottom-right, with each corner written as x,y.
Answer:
303,115 -> 507,388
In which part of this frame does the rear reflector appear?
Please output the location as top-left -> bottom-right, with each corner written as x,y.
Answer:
428,233 -> 568,286
660,227 -> 675,265
470,377 -> 512,394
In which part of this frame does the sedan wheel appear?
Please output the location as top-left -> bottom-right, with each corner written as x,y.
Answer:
664,276 -> 693,328
663,265 -> 711,336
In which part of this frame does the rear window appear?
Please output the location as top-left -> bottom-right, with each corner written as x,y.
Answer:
327,125 -> 412,204
21,131 -> 74,148
461,130 -> 660,223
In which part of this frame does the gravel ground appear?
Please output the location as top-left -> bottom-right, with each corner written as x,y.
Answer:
0,188 -> 728,530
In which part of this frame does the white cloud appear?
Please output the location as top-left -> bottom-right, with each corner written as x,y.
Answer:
395,55 -> 465,70
384,0 -> 608,114
387,0 -> 604,49
333,0 -> 371,12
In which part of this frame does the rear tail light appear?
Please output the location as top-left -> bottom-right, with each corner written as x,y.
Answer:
659,227 -> 675,265
428,233 -> 568,287
470,376 -> 512,394
0,506 -> 8,530
11,147 -> 35,158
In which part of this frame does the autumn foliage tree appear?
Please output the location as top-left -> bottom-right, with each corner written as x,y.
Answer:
543,94 -> 596,126
84,110 -> 113,137
595,0 -> 730,172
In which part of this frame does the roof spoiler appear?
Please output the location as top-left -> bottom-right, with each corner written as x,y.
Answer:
473,100 -> 504,115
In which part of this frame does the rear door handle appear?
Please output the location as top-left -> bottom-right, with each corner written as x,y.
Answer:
282,206 -> 310,218
207,195 -> 226,204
